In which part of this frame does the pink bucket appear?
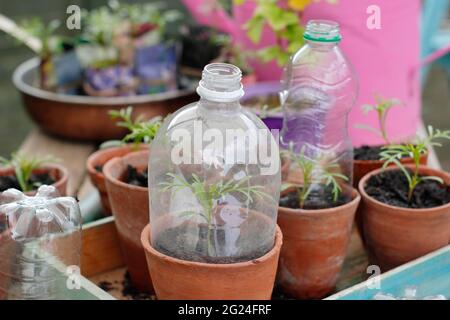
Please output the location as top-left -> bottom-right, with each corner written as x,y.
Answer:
182,0 -> 421,146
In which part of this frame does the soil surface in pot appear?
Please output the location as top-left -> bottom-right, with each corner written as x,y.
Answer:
124,165 -> 148,187
153,213 -> 274,264
354,145 -> 384,161
354,145 -> 422,161
0,173 -> 55,192
279,185 -> 349,210
365,169 -> 450,208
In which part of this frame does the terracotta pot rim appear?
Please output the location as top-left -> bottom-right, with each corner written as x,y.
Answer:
278,188 -> 360,217
141,224 -> 283,269
103,150 -> 149,192
87,144 -> 146,177
353,150 -> 428,165
358,164 -> 450,214
0,163 -> 68,192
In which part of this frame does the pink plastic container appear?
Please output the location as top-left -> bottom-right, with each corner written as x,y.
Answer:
182,0 -> 422,146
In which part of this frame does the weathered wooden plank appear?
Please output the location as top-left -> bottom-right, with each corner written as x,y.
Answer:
81,216 -> 125,278
18,129 -> 95,197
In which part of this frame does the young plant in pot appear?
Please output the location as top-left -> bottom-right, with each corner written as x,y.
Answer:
142,63 -> 282,300
354,95 -> 428,187
0,153 -> 67,196
17,18 -> 62,90
103,149 -> 152,293
87,106 -> 161,216
117,2 -> 182,95
78,5 -> 137,97
179,25 -> 224,79
277,144 -> 361,299
359,126 -> 450,271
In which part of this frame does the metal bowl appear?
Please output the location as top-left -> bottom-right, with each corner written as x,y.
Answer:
13,58 -> 197,142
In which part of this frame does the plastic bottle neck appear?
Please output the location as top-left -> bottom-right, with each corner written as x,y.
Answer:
196,63 -> 244,103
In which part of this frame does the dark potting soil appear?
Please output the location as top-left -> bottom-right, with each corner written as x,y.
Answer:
354,145 -> 384,161
122,271 -> 155,300
97,271 -> 155,300
98,280 -> 115,292
279,185 -> 350,210
354,145 -> 419,161
0,172 -> 56,192
271,286 -> 295,300
154,217 -> 274,264
125,165 -> 148,187
365,169 -> 450,208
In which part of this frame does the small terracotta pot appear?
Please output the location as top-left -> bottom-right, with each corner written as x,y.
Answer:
358,165 -> 450,271
277,188 -> 360,299
103,150 -> 153,292
0,164 -> 68,196
353,151 -> 428,188
87,144 -> 147,216
353,151 -> 428,243
141,224 -> 283,300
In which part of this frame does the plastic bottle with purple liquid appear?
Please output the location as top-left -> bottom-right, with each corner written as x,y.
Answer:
280,20 -> 358,205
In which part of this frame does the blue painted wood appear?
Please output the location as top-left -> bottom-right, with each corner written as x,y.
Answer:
327,245 -> 450,300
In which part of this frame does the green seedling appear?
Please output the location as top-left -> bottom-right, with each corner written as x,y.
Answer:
356,95 -> 402,145
100,106 -> 162,149
281,144 -> 348,209
160,173 -> 270,255
380,126 -> 450,201
0,153 -> 58,192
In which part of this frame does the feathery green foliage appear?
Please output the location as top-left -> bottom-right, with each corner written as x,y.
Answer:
380,126 -> 450,201
356,95 -> 402,145
0,153 -> 58,192
281,144 -> 348,208
101,106 -> 162,149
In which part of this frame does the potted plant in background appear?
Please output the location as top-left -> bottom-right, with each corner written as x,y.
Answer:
179,25 -> 224,79
277,145 -> 360,299
353,95 -> 428,187
359,126 -> 450,271
87,106 -> 161,216
101,106 -> 162,292
78,5 -> 138,97
119,2 -> 182,95
18,17 -> 61,90
0,153 -> 67,196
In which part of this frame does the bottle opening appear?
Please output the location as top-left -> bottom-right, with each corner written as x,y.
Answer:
303,20 -> 341,43
197,63 -> 244,102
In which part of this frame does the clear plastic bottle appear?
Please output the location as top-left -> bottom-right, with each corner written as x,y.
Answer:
280,20 -> 358,205
148,63 -> 280,264
0,186 -> 81,300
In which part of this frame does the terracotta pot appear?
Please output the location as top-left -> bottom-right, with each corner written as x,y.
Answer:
277,189 -> 360,299
103,150 -> 153,292
353,151 -> 428,244
141,223 -> 283,300
13,58 -> 197,141
0,164 -> 68,196
358,165 -> 450,271
87,144 -> 147,216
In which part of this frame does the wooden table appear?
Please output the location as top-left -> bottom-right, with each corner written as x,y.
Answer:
17,126 -> 441,300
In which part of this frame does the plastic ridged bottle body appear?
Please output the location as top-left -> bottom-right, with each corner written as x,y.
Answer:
280,38 -> 357,205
